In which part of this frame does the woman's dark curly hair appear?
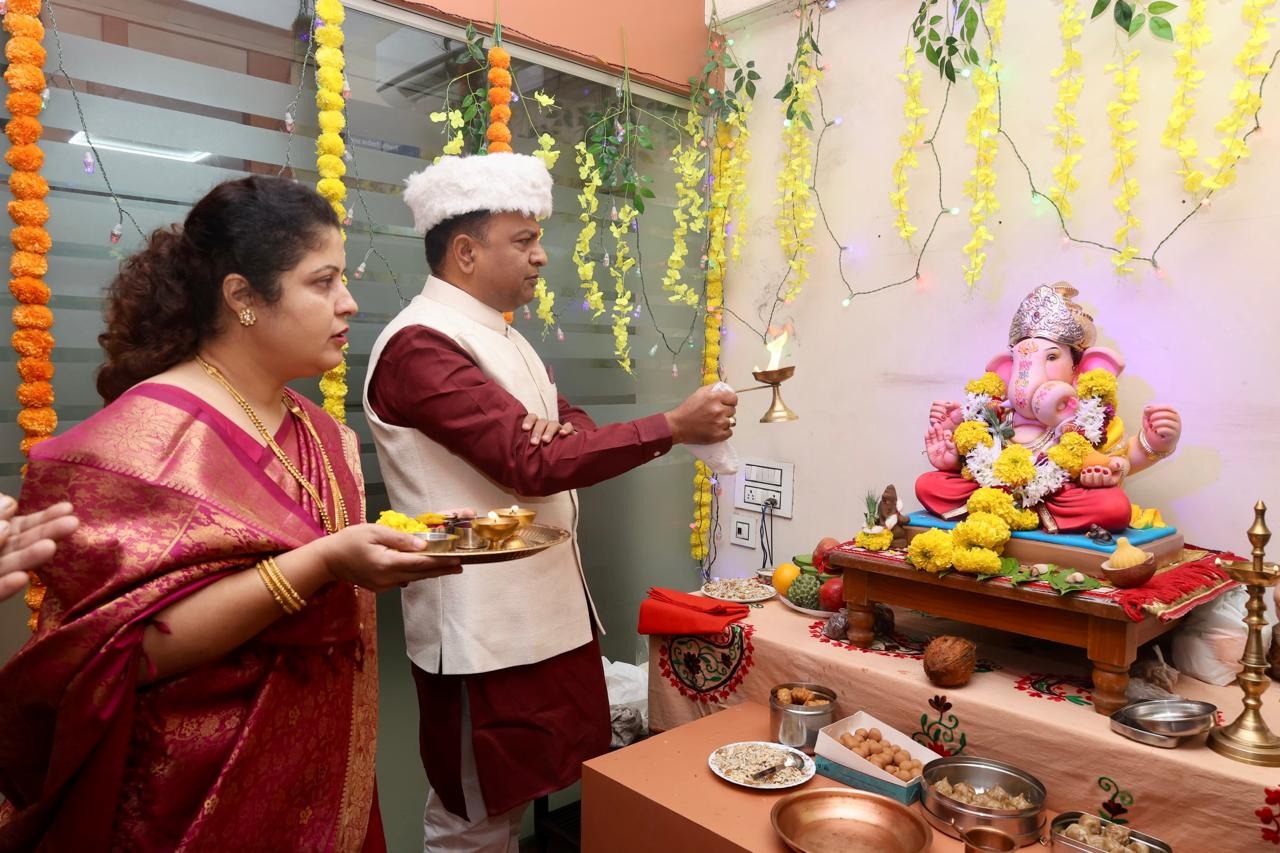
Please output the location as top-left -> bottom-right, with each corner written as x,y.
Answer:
96,175 -> 340,403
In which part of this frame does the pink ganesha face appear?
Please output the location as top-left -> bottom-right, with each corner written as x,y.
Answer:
987,338 -> 1124,427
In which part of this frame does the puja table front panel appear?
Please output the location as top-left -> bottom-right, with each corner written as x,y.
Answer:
647,600 -> 1280,850
829,548 -> 1178,715
581,701 -> 974,852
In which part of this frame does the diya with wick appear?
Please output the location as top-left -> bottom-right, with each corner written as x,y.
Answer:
493,506 -> 537,549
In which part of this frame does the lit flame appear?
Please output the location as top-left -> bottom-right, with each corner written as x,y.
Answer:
510,505 -> 519,513
765,329 -> 788,371
487,511 -> 499,521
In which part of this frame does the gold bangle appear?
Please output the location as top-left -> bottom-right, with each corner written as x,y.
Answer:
257,560 -> 292,613
1138,430 -> 1172,460
264,556 -> 306,613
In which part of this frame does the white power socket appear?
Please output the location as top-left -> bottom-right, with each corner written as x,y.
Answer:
730,514 -> 756,548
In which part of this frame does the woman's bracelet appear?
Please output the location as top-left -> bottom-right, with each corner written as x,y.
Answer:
257,557 -> 306,614
1138,430 -> 1173,460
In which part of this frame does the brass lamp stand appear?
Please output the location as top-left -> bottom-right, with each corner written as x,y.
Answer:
1207,501 -> 1280,766
735,366 -> 799,423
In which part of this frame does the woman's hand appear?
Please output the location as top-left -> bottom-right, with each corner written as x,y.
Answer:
0,497 -> 79,602
315,523 -> 462,592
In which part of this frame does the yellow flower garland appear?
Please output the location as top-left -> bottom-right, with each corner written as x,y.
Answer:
572,142 -> 605,318
1202,0 -> 1276,193
775,45 -> 821,304
960,0 -> 1005,289
908,528 -> 954,573
1106,49 -> 1141,275
662,111 -> 705,307
1162,0 -> 1210,192
607,205 -> 637,373
1047,0 -> 1086,219
486,46 -> 513,154
723,103 -> 752,262
890,44 -> 928,241
4,0 -> 52,629
953,420 -> 994,455
691,121 -> 732,562
314,0 -> 348,421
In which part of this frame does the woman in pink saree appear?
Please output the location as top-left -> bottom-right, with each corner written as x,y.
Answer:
0,176 -> 460,851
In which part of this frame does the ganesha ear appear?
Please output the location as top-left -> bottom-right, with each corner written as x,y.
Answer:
1077,346 -> 1125,377
985,353 -> 1014,385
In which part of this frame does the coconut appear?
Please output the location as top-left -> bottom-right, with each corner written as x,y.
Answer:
923,635 -> 978,687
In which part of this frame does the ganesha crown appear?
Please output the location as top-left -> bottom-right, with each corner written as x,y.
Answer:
1008,284 -> 1094,349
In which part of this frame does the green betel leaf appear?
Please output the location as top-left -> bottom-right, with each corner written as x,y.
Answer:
1114,0 -> 1134,30
1128,12 -> 1146,36
1091,0 -> 1112,19
1000,557 -> 1020,574
1149,16 -> 1174,40
1005,565 -> 1035,585
1148,1 -> 1177,14
1046,569 -> 1102,595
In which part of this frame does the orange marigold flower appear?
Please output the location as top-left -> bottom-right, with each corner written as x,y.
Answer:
10,276 -> 50,303
10,250 -> 47,277
490,104 -> 512,124
5,115 -> 42,145
12,225 -> 51,254
3,63 -> 45,93
6,91 -> 43,117
9,172 -> 48,201
20,434 -> 50,455
3,14 -> 45,40
485,122 -> 512,144
8,200 -> 49,227
488,86 -> 512,107
17,381 -> 54,408
17,356 -> 54,382
5,143 -> 43,171
7,0 -> 43,17
11,328 -> 54,358
487,67 -> 512,88
13,304 -> 53,330
5,37 -> 46,68
487,46 -> 511,69
488,141 -> 513,154
17,407 -> 57,436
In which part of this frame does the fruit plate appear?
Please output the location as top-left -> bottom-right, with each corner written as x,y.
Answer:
778,594 -> 836,619
708,741 -> 816,790
415,523 -> 570,564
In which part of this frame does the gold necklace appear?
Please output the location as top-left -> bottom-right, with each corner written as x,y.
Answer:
197,356 -> 348,534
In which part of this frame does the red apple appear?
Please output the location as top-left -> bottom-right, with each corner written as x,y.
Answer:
813,536 -> 841,574
819,576 -> 844,612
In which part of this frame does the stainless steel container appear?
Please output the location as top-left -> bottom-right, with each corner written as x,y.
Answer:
920,756 -> 1046,847
1121,699 -> 1216,737
769,682 -> 837,755
1048,811 -> 1172,852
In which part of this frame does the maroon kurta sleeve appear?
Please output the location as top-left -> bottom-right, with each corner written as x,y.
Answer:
367,325 -> 672,497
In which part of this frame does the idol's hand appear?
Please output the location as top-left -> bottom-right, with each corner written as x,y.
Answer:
924,424 -> 960,471
521,412 -> 576,445
318,523 -> 462,593
1143,405 -> 1181,455
0,497 -> 79,602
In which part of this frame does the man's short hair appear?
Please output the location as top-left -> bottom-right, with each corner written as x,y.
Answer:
424,210 -> 492,275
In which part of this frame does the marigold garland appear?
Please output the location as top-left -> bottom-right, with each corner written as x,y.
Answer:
607,205 -> 637,373
314,0 -> 349,421
5,0 -> 52,628
662,111 -> 706,308
1201,0 -> 1276,194
1106,49 -> 1141,275
960,0 -> 1005,290
486,45 -> 513,154
890,44 -> 928,241
1162,0 -> 1210,192
775,46 -> 820,304
1046,0 -> 1086,219
572,142 -> 605,318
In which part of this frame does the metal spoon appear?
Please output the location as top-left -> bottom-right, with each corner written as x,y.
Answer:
752,752 -> 801,780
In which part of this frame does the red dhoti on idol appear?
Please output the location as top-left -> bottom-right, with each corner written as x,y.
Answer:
915,470 -> 1132,533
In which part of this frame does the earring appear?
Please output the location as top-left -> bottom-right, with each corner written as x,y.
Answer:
238,307 -> 257,327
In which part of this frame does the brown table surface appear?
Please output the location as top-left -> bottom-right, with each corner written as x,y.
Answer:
830,548 -> 1183,714
581,701 -> 1032,852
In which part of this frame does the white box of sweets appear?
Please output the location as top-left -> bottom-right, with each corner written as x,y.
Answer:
813,710 -> 941,804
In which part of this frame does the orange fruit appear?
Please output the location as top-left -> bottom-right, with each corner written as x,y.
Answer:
772,562 -> 801,596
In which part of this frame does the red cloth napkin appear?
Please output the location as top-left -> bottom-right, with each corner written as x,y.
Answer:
637,587 -> 749,635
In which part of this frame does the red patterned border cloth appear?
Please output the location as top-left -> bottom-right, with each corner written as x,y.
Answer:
833,542 -> 1238,623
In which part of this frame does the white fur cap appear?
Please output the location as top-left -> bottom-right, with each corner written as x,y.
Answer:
402,153 -> 553,235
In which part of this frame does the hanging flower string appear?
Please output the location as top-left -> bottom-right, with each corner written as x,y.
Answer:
662,111 -> 706,308
723,102 -> 753,262
572,142 -> 606,318
960,0 -> 1005,289
775,40 -> 821,304
1201,0 -> 1276,194
890,44 -> 927,241
313,0 -> 349,421
486,44 -> 513,153
607,205 -> 637,373
5,0 -> 53,629
1162,0 -> 1210,192
1106,49 -> 1141,275
1046,0 -> 1086,220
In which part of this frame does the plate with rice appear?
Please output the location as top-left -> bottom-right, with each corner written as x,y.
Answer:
708,741 -> 815,790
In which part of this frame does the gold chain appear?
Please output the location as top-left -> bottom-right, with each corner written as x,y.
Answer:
196,356 -> 347,534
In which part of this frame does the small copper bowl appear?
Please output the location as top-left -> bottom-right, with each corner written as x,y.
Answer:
494,507 -> 537,529
1101,553 -> 1156,588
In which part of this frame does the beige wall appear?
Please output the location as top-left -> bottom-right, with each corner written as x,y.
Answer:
711,0 -> 1278,577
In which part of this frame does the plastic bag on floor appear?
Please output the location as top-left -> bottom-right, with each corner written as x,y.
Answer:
602,656 -> 648,747
1172,585 -> 1276,686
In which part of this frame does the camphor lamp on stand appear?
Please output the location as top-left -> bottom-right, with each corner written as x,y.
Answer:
735,331 -> 799,424
1207,501 -> 1280,766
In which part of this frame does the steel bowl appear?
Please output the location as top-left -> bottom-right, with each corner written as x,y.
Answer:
771,787 -> 932,853
769,682 -> 837,755
413,531 -> 458,553
920,756 -> 1046,847
1048,811 -> 1172,852
1120,698 -> 1216,737
1100,554 -> 1157,589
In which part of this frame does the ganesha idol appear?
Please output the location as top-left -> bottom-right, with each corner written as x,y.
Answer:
915,283 -> 1181,534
